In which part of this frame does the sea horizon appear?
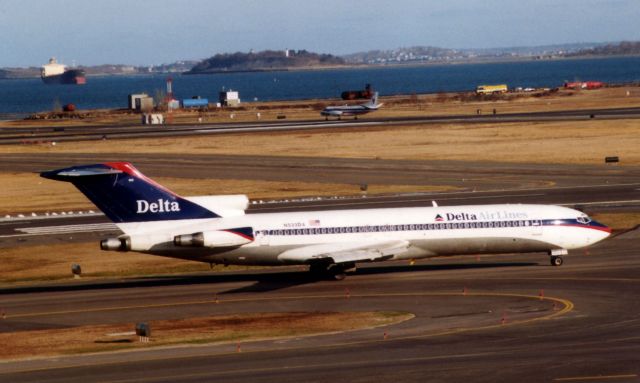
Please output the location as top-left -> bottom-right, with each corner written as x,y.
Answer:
1,56 -> 639,119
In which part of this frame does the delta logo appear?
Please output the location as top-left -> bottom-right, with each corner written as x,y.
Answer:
136,199 -> 181,214
435,213 -> 479,221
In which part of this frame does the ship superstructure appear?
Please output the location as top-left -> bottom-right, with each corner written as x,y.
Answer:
41,57 -> 86,85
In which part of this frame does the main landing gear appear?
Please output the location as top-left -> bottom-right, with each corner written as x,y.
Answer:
309,261 -> 356,280
549,249 -> 568,267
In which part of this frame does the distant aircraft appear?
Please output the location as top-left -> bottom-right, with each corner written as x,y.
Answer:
41,162 -> 611,280
321,92 -> 383,120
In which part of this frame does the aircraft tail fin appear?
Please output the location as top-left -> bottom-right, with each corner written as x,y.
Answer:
366,92 -> 382,109
40,162 -> 220,223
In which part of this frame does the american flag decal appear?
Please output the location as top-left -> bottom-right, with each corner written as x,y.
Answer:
309,219 -> 321,226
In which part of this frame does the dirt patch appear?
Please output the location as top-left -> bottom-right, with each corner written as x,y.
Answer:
1,311 -> 413,360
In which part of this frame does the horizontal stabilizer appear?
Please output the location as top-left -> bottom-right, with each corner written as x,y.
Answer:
41,166 -> 123,180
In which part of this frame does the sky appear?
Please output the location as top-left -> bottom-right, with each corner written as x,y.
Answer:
1,0 -> 639,67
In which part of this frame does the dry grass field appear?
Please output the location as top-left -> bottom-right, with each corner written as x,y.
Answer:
2,119 -> 639,168
1,311 -> 412,360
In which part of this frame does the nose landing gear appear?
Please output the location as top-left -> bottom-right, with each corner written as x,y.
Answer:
549,249 -> 568,267
550,256 -> 564,266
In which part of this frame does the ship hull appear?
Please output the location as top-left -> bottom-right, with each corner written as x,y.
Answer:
41,69 -> 86,85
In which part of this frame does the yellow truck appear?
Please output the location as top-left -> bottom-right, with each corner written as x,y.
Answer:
476,84 -> 508,94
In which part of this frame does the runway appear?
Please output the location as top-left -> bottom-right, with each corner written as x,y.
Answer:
1,232 -> 639,382
2,106 -> 640,144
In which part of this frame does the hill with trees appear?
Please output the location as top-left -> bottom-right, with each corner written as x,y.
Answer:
186,50 -> 346,73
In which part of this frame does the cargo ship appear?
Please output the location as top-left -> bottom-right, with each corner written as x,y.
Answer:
41,57 -> 86,85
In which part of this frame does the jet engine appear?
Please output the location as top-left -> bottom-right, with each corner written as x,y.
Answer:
174,227 -> 253,248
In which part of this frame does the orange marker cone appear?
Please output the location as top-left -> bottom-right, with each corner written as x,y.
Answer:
539,289 -> 544,300
463,286 -> 468,296
345,288 -> 350,299
383,332 -> 388,340
236,342 -> 242,353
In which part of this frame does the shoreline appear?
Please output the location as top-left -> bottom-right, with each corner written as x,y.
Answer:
3,54 -> 640,80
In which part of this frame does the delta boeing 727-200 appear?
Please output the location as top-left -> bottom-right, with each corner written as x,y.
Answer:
41,162 -> 611,280
321,92 -> 382,120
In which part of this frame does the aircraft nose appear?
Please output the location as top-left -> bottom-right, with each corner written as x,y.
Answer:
590,220 -> 612,242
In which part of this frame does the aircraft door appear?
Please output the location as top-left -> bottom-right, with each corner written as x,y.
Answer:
530,219 -> 543,236
256,230 -> 270,246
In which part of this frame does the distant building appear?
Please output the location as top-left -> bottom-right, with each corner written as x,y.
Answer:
141,113 -> 164,125
219,90 -> 241,107
128,93 -> 154,111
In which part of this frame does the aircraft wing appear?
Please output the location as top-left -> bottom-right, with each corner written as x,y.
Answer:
277,240 -> 410,264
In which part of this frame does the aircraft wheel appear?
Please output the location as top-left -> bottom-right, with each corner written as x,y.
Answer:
327,264 -> 347,281
550,256 -> 563,267
332,271 -> 346,281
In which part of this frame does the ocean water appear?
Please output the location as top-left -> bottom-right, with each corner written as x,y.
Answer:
1,56 -> 639,118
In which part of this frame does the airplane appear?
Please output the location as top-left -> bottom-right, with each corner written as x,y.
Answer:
41,162 -> 611,280
321,92 -> 383,120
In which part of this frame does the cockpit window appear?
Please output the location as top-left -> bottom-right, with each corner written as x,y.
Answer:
577,215 -> 592,224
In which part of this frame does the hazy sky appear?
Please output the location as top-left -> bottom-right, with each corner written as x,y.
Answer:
1,0 -> 639,67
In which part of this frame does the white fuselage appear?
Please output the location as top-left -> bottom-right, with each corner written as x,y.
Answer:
321,104 -> 375,116
117,204 -> 610,266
